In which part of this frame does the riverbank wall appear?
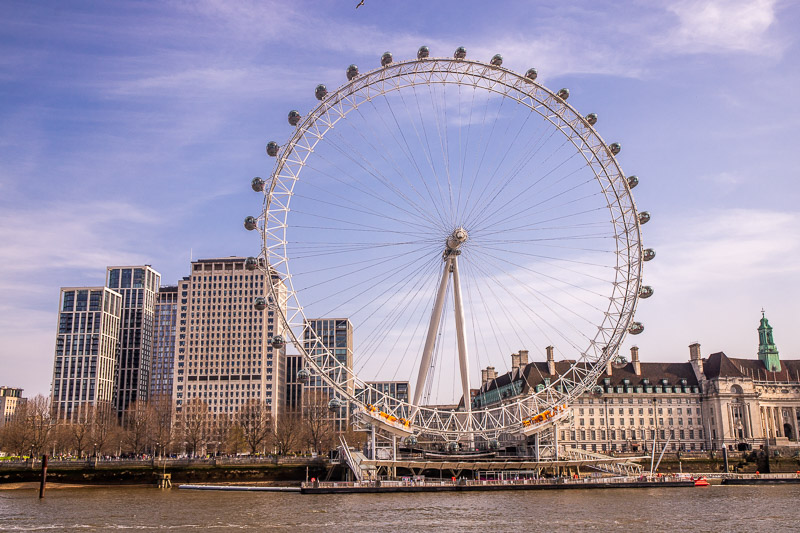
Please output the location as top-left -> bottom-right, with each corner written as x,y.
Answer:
0,459 -> 333,486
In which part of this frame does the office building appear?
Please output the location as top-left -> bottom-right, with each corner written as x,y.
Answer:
106,265 -> 161,417
50,287 -> 122,421
0,387 -> 24,427
173,257 -> 287,421
302,318 -> 354,431
150,285 -> 178,403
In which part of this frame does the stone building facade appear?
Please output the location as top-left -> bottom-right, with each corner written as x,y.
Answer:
172,257 -> 287,421
475,313 -> 800,452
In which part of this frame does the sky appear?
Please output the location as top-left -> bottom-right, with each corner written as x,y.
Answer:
1,0 -> 799,398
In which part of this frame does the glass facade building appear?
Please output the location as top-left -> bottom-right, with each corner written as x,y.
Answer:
151,285 -> 178,403
106,265 -> 161,418
302,318 -> 354,431
50,287 -> 122,421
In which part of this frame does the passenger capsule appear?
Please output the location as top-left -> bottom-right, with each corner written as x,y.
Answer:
638,211 -> 651,225
628,322 -> 645,335
609,142 -> 622,155
490,54 -> 503,66
525,68 -> 538,81
446,441 -> 459,452
627,175 -> 639,189
454,46 -> 467,59
271,335 -> 285,350
405,435 -> 418,446
381,52 -> 393,67
328,398 -> 344,411
315,84 -> 328,101
244,216 -> 257,231
592,385 -> 604,396
297,368 -> 311,384
251,177 -> 265,192
266,141 -> 279,157
288,110 -> 301,126
346,64 -> 359,81
244,257 -> 258,271
417,46 -> 430,59
586,113 -> 598,125
488,439 -> 499,450
639,285 -> 654,299
643,248 -> 656,261
557,88 -> 570,100
253,296 -> 267,311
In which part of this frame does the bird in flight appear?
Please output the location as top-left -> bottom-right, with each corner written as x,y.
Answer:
356,0 -> 365,8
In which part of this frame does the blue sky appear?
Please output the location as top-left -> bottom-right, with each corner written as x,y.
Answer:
2,0 -> 799,398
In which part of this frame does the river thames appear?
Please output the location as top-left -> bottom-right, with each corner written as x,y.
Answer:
2,485 -> 800,532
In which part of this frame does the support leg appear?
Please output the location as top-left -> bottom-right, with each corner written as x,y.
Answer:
412,259 -> 452,407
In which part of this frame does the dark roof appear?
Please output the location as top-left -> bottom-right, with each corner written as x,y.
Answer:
194,256 -> 246,263
158,285 -> 178,293
477,359 -> 698,395
706,351 -> 800,382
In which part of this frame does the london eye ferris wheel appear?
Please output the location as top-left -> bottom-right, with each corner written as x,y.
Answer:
244,46 -> 654,443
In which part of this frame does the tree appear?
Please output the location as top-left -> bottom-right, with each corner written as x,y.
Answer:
271,410 -> 304,456
66,408 -> 94,458
91,401 -> 121,456
147,398 -> 174,457
0,402 -> 32,456
27,395 -> 54,456
303,391 -> 336,454
181,399 -> 210,457
238,400 -> 272,455
123,401 -> 153,455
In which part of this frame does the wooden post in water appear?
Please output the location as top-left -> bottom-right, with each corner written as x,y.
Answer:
39,455 -> 48,499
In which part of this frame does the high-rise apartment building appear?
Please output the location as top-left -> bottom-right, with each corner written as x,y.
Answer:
0,387 -> 24,427
106,265 -> 161,417
50,287 -> 122,421
150,285 -> 178,403
285,353 -> 303,410
302,318 -> 354,431
173,257 -> 287,421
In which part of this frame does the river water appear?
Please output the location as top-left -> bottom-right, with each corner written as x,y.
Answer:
2,485 -> 799,532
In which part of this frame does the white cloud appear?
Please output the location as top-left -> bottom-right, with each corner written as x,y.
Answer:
663,0 -> 781,55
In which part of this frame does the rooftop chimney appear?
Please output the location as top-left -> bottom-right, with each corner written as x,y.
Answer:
519,350 -> 529,367
511,352 -> 521,373
546,346 -> 555,375
689,342 -> 703,375
606,358 -> 613,376
631,346 -> 641,376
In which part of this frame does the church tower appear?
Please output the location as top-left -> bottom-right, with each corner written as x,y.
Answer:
757,310 -> 781,372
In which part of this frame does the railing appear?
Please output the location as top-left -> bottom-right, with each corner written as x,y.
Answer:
301,475 -> 688,490
0,456 -> 325,470
338,435 -> 363,482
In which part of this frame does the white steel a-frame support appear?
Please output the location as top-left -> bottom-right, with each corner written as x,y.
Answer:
412,228 -> 472,429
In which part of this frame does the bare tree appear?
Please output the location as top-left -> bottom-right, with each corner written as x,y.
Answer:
147,398 -> 174,457
67,408 -> 94,458
303,391 -> 335,454
181,398 -> 210,457
123,401 -> 153,455
224,423 -> 246,455
91,401 -> 121,456
238,399 -> 272,455
0,402 -> 32,455
27,395 -> 54,456
271,410 -> 304,456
